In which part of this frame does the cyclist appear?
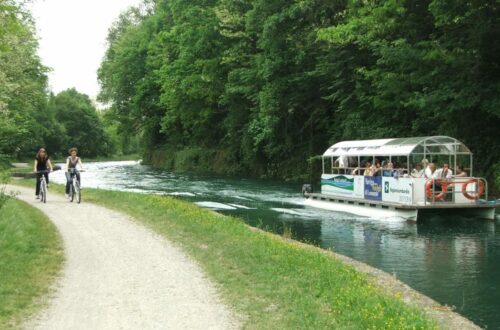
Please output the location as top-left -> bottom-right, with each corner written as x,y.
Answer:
65,147 -> 85,198
33,148 -> 53,198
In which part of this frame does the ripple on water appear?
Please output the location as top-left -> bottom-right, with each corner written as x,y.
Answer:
195,202 -> 237,210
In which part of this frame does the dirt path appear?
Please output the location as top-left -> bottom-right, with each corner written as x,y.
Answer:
8,185 -> 239,330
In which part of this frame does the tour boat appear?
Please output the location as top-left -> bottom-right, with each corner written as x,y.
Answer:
303,136 -> 499,221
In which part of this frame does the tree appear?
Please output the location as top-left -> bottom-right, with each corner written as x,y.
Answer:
0,0 -> 50,157
51,89 -> 112,157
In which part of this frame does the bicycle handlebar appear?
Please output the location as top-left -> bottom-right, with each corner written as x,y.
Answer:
68,168 -> 85,173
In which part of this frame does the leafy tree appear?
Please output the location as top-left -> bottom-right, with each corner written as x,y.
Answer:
154,0 -> 227,147
99,5 -> 166,151
50,89 -> 112,157
0,0 -> 50,158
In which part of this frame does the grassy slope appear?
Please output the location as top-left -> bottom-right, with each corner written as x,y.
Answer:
11,180 -> 436,329
0,198 -> 64,329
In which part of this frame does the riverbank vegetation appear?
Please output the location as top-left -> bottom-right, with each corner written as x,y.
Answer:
97,0 -> 500,192
0,198 -> 64,329
11,180 -> 436,329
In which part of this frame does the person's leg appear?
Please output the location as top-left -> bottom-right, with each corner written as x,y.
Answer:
65,172 -> 71,194
35,173 -> 41,195
44,172 -> 49,187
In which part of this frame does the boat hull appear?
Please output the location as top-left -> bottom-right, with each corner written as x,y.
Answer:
304,193 -> 498,221
304,195 -> 418,221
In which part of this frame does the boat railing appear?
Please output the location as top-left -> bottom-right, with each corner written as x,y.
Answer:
423,177 -> 487,205
331,166 -> 409,176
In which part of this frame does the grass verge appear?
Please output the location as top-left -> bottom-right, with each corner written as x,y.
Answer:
11,179 -> 436,329
0,198 -> 64,329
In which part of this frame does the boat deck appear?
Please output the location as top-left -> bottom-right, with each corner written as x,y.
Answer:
305,193 -> 500,210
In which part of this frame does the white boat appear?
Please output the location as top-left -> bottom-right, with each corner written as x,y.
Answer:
303,136 -> 499,221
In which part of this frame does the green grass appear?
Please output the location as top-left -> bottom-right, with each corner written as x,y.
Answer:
0,198 -> 64,329
11,180 -> 437,329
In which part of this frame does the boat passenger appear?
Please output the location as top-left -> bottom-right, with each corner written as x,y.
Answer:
421,159 -> 429,176
454,165 -> 468,177
411,164 -> 424,178
334,155 -> 349,174
363,162 -> 372,176
368,164 -> 378,177
433,163 -> 453,201
372,160 -> 382,176
382,161 -> 393,177
433,163 -> 452,179
389,162 -> 401,178
424,162 -> 436,178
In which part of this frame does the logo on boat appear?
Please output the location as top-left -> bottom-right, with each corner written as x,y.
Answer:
321,175 -> 354,191
364,176 -> 382,200
384,181 -> 389,193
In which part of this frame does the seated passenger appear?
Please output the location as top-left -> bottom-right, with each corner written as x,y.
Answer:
424,162 -> 436,178
454,165 -> 468,177
433,163 -> 453,179
363,162 -> 372,176
382,161 -> 393,177
411,164 -> 424,178
433,163 -> 453,201
389,162 -> 401,178
373,161 -> 382,176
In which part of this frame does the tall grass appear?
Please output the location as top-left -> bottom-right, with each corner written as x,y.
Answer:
0,199 -> 64,329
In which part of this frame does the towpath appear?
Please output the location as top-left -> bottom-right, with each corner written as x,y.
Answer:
7,185 -> 239,330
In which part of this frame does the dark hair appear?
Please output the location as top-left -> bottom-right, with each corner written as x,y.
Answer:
36,148 -> 48,159
68,147 -> 78,155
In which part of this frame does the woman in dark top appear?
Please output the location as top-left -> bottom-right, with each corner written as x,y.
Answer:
33,148 -> 53,198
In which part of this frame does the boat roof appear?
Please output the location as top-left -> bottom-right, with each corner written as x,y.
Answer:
323,136 -> 472,157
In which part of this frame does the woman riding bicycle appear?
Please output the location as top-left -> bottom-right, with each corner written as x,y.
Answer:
34,148 -> 53,198
65,147 -> 85,198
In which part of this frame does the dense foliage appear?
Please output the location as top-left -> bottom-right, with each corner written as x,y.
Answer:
47,89 -> 113,157
0,0 -> 48,158
98,0 -> 499,188
0,0 -> 112,160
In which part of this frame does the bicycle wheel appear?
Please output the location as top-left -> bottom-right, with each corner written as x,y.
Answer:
69,183 -> 74,202
40,180 -> 47,203
75,181 -> 81,204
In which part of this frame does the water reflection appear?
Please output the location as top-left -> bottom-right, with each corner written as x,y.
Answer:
50,161 -> 499,328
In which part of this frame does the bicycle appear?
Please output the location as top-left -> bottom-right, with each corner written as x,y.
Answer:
67,168 -> 83,203
35,170 -> 50,203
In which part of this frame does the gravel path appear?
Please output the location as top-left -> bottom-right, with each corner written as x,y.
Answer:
8,185 -> 239,330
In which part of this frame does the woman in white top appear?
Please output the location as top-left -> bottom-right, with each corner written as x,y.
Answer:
65,147 -> 84,197
433,163 -> 452,179
424,163 -> 436,178
411,164 -> 424,178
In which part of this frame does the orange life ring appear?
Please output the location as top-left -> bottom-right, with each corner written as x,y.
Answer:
462,179 -> 485,200
425,179 -> 448,200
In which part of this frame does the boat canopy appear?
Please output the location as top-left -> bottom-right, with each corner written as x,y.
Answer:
323,136 -> 472,157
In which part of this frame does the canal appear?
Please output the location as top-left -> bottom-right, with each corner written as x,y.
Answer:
51,160 -> 500,329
